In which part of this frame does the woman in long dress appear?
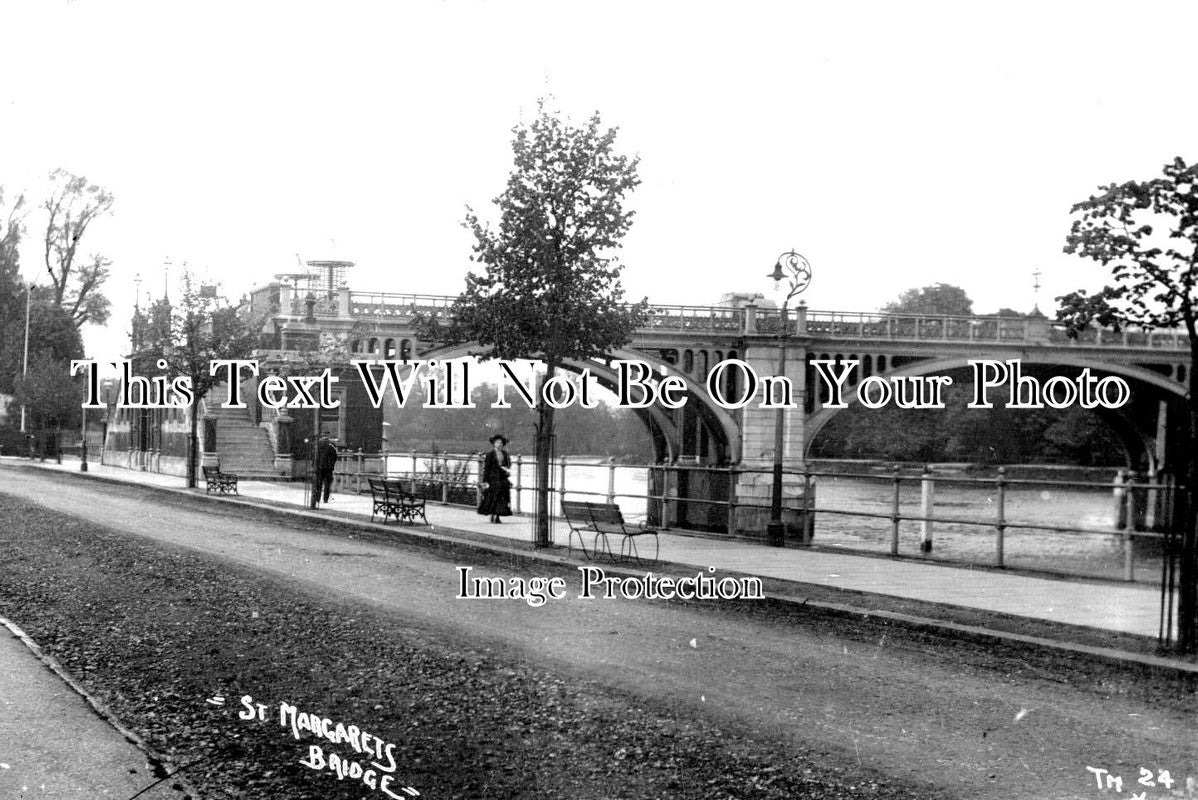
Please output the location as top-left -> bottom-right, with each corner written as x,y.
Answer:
477,434 -> 512,523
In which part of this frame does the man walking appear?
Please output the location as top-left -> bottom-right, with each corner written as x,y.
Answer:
313,436 -> 338,507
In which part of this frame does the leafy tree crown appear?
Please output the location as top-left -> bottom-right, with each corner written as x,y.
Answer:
881,283 -> 974,316
1060,156 -> 1198,337
446,102 -> 648,363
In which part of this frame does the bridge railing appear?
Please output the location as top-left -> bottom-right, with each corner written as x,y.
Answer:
642,304 -> 744,332
801,311 -> 1033,342
1045,325 -> 1190,349
290,291 -> 1193,349
763,308 -> 1190,348
343,293 -> 751,332
348,292 -> 457,321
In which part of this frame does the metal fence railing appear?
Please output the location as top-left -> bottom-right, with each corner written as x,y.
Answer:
329,450 -> 1180,586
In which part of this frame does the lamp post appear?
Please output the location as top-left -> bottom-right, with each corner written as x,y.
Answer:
98,377 -> 118,469
765,250 -> 812,546
381,419 -> 392,479
80,403 -> 89,472
20,280 -> 31,435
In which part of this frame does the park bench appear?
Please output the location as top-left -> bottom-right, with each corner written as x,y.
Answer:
202,465 -> 239,495
368,478 -> 428,525
562,500 -> 659,565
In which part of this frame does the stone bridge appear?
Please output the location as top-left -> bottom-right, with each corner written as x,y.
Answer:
253,282 -> 1192,500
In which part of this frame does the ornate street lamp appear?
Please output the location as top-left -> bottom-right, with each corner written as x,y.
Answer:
766,250 -> 812,546
80,399 -> 89,472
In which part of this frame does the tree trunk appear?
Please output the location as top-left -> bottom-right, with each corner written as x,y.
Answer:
533,359 -> 558,548
1179,349 -> 1198,652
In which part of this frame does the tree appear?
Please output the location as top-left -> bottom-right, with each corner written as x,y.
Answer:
443,102 -> 647,547
1,286 -> 83,382
882,283 -> 973,316
13,352 -> 81,437
0,188 -> 29,394
1058,155 -> 1198,651
139,271 -> 259,488
0,289 -> 83,428
42,168 -> 114,328
0,186 -> 25,300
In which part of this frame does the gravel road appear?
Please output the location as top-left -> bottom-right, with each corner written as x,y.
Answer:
0,464 -> 1194,799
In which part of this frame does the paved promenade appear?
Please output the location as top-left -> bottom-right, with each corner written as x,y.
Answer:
0,618 -> 181,798
0,455 -> 1190,797
6,455 -> 1171,640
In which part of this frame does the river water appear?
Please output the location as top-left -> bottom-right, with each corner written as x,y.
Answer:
383,454 -> 1165,583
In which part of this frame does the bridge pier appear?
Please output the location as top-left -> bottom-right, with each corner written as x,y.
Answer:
732,341 -> 814,541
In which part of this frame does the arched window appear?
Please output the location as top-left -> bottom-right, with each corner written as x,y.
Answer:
400,339 -> 411,360
368,338 -> 379,354
683,350 -> 694,374
385,338 -> 396,358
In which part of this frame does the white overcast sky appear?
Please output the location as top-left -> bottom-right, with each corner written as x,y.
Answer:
1,0 -> 1195,361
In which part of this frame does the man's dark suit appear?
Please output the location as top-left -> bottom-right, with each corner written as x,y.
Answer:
315,439 -> 338,503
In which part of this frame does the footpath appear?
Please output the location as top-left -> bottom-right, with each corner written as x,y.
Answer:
0,455 -> 1194,798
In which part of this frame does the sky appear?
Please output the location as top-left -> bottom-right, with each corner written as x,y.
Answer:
2,0 -> 1196,361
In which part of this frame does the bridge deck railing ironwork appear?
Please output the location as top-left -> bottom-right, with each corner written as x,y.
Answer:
348,292 -> 458,322
799,310 -> 1190,349
800,310 -> 1033,342
274,291 -> 1191,350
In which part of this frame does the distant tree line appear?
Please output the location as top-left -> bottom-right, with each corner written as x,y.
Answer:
809,380 -> 1126,465
385,383 -> 653,461
812,284 -> 1124,466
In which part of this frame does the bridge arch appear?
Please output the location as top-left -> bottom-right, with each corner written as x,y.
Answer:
1091,405 -> 1157,471
417,343 -> 741,463
805,354 -> 1185,466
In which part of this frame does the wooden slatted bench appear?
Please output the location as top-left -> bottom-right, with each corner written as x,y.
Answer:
202,465 -> 239,495
562,500 -> 659,565
368,478 -> 427,525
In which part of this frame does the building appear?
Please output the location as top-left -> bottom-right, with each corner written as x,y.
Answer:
101,260 -> 381,479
